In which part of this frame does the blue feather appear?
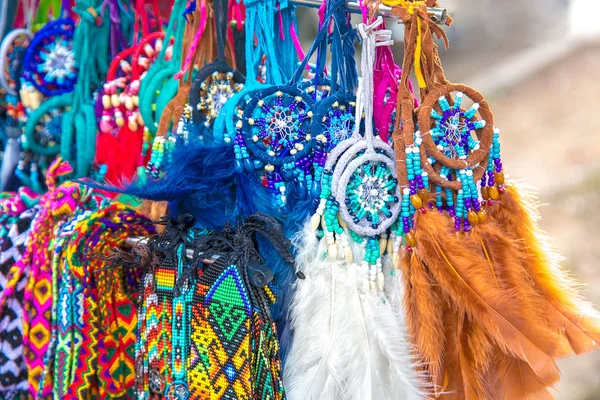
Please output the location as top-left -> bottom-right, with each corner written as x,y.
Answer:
84,138 -> 315,359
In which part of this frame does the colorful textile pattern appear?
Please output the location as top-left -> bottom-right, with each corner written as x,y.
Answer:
250,301 -> 286,400
136,216 -> 196,400
14,160 -> 74,398
0,205 -> 39,399
189,263 -> 253,399
58,203 -> 152,399
185,213 -> 290,400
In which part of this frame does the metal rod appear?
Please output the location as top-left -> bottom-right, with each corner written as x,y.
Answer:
123,236 -> 220,264
290,0 -> 448,24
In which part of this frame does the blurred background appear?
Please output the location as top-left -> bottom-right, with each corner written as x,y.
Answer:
297,0 -> 600,398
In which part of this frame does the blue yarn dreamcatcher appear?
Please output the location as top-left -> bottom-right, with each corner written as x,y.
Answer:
23,15 -> 77,97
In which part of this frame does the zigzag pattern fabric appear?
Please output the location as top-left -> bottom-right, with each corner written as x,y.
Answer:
0,205 -> 39,399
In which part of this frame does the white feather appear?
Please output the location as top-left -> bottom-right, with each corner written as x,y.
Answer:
285,219 -> 427,400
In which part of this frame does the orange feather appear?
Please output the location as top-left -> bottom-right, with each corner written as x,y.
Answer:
488,183 -> 600,354
413,209 -> 560,381
400,251 -> 446,394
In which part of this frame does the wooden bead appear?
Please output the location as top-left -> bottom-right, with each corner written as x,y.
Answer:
481,186 -> 489,200
467,210 -> 479,226
338,214 -> 348,229
392,252 -> 401,269
489,186 -> 500,200
310,214 -> 320,231
477,210 -> 488,224
495,171 -> 505,185
128,117 -> 138,131
418,188 -> 428,201
328,242 -> 338,260
410,194 -> 423,209
344,246 -> 353,262
406,232 -> 417,247
379,237 -> 387,254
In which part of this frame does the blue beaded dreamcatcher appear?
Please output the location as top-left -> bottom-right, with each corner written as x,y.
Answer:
235,0 -> 357,208
23,17 -> 77,97
212,0 -> 296,145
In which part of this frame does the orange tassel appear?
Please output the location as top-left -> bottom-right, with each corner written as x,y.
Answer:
403,202 -> 566,398
400,252 -> 445,393
487,183 -> 600,354
399,183 -> 600,399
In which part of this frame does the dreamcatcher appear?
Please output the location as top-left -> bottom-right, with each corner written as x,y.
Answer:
385,1 -> 600,398
284,16 -> 424,400
94,0 -> 167,184
235,0 -> 358,209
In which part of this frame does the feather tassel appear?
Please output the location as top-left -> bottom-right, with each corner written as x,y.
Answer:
284,219 -> 427,400
398,204 -> 569,399
398,181 -> 600,399
487,182 -> 600,353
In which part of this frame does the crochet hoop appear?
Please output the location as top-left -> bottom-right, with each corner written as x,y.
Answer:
0,28 -> 32,95
23,19 -> 76,96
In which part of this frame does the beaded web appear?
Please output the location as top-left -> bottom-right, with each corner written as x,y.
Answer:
237,87 -> 314,207
195,71 -> 244,128
410,85 -> 502,232
344,159 -> 398,229
430,92 -> 486,161
23,20 -> 77,96
0,29 -> 32,96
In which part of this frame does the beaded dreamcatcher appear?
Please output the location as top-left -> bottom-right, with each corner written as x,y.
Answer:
188,0 -> 245,135
94,0 -> 166,184
212,0 -> 295,145
235,0 -> 357,208
382,1 -> 600,398
284,18 -> 425,400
